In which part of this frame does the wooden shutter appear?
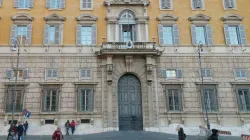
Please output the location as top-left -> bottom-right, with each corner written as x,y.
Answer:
191,24 -> 197,46
132,25 -> 137,42
46,0 -> 50,8
25,24 -> 32,46
78,89 -> 82,111
238,24 -> 247,46
205,24 -> 214,46
173,24 -> 180,45
76,24 -> 82,46
29,0 -> 34,8
43,24 -> 50,46
23,68 -> 29,79
88,89 -> 93,111
55,25 -> 60,45
7,68 -> 14,79
55,89 -> 59,112
176,69 -> 183,78
91,24 -> 97,45
158,24 -> 164,45
60,0 -> 65,8
14,0 -> 19,7
119,25 -> 123,42
223,24 -> 231,45
10,25 -> 17,46
43,89 -> 48,112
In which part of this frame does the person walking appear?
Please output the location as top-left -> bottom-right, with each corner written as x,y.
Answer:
178,127 -> 186,140
17,122 -> 24,140
208,129 -> 219,140
65,120 -> 70,135
52,127 -> 64,140
24,121 -> 28,135
70,120 -> 76,135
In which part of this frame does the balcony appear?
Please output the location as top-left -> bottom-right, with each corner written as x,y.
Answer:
95,42 -> 163,56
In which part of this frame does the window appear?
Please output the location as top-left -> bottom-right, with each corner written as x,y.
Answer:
17,26 -> 27,45
228,26 -> 239,45
10,24 -> 32,46
78,88 -> 93,112
121,25 -> 136,42
7,68 -> 29,79
234,69 -> 247,78
201,69 -> 213,78
43,88 -> 59,112
45,120 -> 54,124
158,24 -> 180,46
79,69 -> 91,79
46,0 -> 65,9
161,69 -> 183,79
160,0 -> 173,10
8,120 -> 18,125
202,86 -> 218,112
44,24 -> 62,45
223,0 -> 236,9
191,24 -> 213,46
6,87 -> 24,113
224,24 -> 246,46
195,26 -> 206,44
81,119 -> 90,123
236,87 -> 250,111
191,0 -> 204,10
81,0 -> 92,9
46,69 -> 58,79
81,27 -> 92,45
14,0 -> 34,8
165,86 -> 182,111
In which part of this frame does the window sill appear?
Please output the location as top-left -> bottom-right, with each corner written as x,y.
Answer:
44,45 -> 63,47
191,8 -> 205,11
75,112 -> 101,115
4,82 -> 29,86
164,112 -> 184,114
160,45 -> 178,47
238,112 -> 250,114
48,8 -> 63,11
39,82 -> 64,85
160,81 -> 184,85
5,113 -> 22,115
80,8 -> 94,11
16,8 -> 31,10
202,111 -> 219,114
159,8 -> 173,11
79,78 -> 92,80
224,8 -> 237,11
228,44 -> 242,47
40,112 -> 59,115
77,45 -> 95,47
73,82 -> 98,85
234,78 -> 248,81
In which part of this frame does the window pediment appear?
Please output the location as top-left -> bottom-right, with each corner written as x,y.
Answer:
44,13 -> 66,21
104,0 -> 150,6
188,13 -> 211,22
11,13 -> 34,21
156,14 -> 178,21
221,14 -> 243,21
76,14 -> 98,22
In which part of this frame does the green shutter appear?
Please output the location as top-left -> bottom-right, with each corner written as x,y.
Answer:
158,24 -> 164,45
223,24 -> 231,45
191,24 -> 197,46
76,24 -> 82,46
25,24 -> 32,46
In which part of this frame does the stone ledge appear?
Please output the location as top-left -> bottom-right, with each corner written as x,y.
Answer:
4,82 -> 29,86
160,82 -> 185,85
195,82 -> 219,85
73,82 -> 98,85
39,82 -> 64,85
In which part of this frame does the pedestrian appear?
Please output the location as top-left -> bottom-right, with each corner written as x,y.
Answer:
52,127 -> 64,140
70,120 -> 76,135
7,125 -> 14,140
24,121 -> 28,135
65,120 -> 70,135
17,122 -> 24,140
13,123 -> 18,140
178,127 -> 186,140
208,129 -> 219,140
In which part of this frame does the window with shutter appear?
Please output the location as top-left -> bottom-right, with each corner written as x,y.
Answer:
50,0 -> 61,9
43,88 -> 59,112
17,0 -> 29,8
81,26 -> 92,45
202,85 -> 218,112
192,0 -> 204,9
6,87 -> 24,113
7,68 -> 14,79
78,88 -> 94,112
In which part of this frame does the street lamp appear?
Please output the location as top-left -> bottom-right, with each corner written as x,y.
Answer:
10,37 -> 20,133
197,41 -> 210,130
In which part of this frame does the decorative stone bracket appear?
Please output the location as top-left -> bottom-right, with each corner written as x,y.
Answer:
106,55 -> 113,85
146,56 -> 154,84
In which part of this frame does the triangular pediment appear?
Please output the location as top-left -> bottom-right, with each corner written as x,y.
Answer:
188,13 -> 211,21
12,13 -> 34,21
156,14 -> 178,21
76,14 -> 98,21
44,13 -> 66,21
221,13 -> 243,21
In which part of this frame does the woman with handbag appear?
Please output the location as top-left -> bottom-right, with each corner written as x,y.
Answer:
52,127 -> 64,140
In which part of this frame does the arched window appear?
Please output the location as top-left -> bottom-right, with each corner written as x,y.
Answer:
118,10 -> 137,42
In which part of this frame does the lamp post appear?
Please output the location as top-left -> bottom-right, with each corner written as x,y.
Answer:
10,37 -> 20,132
197,41 -> 210,130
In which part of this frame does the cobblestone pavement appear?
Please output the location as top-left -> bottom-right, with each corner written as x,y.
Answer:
1,131 -> 241,140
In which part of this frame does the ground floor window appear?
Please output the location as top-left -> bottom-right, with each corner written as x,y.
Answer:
6,87 -> 24,113
236,86 -> 250,112
43,87 -> 59,112
77,88 -> 94,112
165,85 -> 182,112
202,85 -> 218,112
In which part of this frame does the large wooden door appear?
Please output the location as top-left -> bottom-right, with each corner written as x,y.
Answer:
118,74 -> 143,130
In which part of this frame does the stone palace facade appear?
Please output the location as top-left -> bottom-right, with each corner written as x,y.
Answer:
0,0 -> 250,136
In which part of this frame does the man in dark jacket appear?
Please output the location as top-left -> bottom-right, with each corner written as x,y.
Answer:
208,129 -> 219,140
65,120 -> 70,135
17,122 -> 24,140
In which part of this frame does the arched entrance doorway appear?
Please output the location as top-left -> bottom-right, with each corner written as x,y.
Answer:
118,74 -> 143,131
